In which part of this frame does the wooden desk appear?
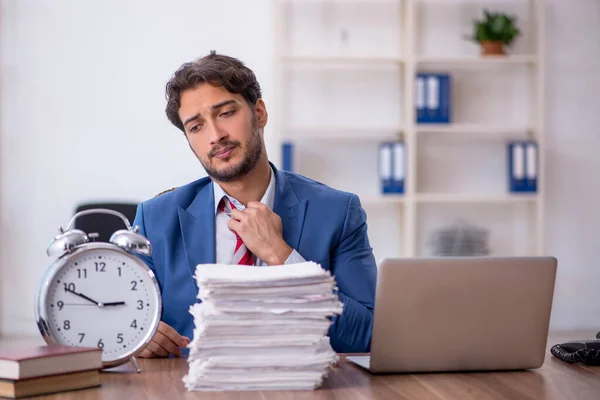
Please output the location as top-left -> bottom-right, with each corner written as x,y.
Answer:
3,332 -> 600,399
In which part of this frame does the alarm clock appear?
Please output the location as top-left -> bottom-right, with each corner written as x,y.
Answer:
35,208 -> 162,372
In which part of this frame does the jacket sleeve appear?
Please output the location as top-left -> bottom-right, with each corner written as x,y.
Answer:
131,203 -> 159,290
328,194 -> 377,353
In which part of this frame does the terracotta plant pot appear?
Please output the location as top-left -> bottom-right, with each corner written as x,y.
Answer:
480,41 -> 505,56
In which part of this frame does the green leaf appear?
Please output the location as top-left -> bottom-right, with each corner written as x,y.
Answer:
466,9 -> 521,46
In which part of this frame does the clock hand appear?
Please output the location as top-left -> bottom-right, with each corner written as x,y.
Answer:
65,287 -> 101,306
64,290 -> 124,308
103,301 -> 126,307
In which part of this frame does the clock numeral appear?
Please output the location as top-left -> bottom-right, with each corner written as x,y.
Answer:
130,281 -> 138,291
63,320 -> 71,330
117,333 -> 124,344
57,301 -> 64,310
137,300 -> 144,310
130,319 -> 137,329
97,339 -> 104,349
78,333 -> 85,343
77,268 -> 87,279
118,267 -> 122,277
95,262 -> 106,272
63,282 -> 76,293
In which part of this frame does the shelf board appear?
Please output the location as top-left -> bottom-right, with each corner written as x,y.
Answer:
416,193 -> 539,204
280,55 -> 536,67
416,124 -> 534,139
283,124 -> 533,141
281,55 -> 403,66
282,0 -> 399,3
282,126 -> 404,141
415,55 -> 537,66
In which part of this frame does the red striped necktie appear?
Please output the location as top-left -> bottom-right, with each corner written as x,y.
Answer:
218,197 -> 255,266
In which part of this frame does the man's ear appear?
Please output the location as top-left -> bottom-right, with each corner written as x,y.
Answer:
254,99 -> 268,129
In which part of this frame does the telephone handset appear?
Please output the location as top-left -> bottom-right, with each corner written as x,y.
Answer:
550,332 -> 600,365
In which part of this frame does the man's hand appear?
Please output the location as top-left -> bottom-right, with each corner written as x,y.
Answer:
228,201 -> 292,265
138,321 -> 190,358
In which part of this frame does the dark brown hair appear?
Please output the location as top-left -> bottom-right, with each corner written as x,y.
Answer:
165,51 -> 262,132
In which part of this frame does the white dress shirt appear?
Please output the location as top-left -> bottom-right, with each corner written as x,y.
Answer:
213,166 -> 306,266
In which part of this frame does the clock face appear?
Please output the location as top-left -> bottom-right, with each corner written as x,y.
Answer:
40,245 -> 161,364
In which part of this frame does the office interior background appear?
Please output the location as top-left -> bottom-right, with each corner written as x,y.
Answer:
0,0 -> 598,337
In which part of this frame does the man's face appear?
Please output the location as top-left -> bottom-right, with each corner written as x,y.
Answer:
178,83 -> 267,182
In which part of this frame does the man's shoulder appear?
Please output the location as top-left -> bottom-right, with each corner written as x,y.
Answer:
281,170 -> 358,205
281,170 -> 366,232
142,176 -> 212,211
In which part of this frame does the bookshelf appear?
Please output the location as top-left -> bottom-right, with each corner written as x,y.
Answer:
415,193 -> 538,204
273,0 -> 545,260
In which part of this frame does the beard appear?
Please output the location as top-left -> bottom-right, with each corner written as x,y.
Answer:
196,117 -> 263,183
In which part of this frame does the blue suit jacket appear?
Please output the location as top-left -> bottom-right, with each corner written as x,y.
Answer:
132,163 -> 377,353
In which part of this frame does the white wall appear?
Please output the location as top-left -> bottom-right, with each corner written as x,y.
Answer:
1,0 -> 599,336
0,0 -> 276,335
544,0 -> 600,330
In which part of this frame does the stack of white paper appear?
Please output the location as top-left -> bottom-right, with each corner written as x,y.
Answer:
182,262 -> 343,391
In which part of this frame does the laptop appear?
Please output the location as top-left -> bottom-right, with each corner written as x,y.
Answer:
347,256 -> 557,373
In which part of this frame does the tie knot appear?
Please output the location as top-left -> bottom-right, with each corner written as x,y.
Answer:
218,197 -> 238,214
217,196 -> 254,266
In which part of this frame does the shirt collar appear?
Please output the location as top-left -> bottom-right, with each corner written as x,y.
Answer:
213,165 -> 276,214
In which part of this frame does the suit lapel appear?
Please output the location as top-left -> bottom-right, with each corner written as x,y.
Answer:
177,164 -> 307,275
272,164 -> 307,251
178,182 -> 216,277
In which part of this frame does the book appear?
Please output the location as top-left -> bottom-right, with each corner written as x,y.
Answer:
436,73 -> 451,124
508,141 -> 526,192
282,142 -> 294,172
415,75 -> 425,122
0,345 -> 102,380
425,74 -> 440,122
379,141 -> 405,194
508,140 -> 537,193
0,370 -> 100,398
416,73 -> 451,124
378,142 -> 394,193
392,141 -> 405,194
525,141 -> 538,192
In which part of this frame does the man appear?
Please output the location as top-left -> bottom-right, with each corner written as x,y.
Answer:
133,51 -> 377,358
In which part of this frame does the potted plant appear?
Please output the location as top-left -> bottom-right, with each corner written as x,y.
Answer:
467,9 -> 521,56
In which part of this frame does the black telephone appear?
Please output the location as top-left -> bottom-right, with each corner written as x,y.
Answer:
550,332 -> 600,365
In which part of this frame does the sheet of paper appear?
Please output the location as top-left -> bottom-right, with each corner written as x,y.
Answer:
183,262 -> 343,392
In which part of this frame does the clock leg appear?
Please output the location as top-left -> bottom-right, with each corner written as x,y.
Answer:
129,356 -> 141,373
